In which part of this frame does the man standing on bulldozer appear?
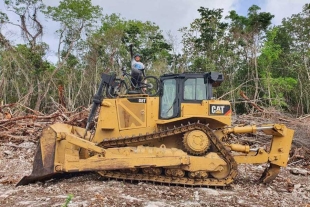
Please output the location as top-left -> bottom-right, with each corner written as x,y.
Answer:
130,44 -> 145,89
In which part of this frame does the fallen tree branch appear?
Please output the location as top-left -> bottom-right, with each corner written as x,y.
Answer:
18,103 -> 44,116
0,103 -> 16,112
278,117 -> 290,122
298,114 -> 310,120
218,79 -> 254,99
240,91 -> 264,112
0,112 -> 60,125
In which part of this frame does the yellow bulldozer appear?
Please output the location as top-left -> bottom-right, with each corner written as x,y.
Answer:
17,72 -> 294,187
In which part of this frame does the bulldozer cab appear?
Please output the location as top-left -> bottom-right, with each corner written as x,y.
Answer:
159,72 -> 224,119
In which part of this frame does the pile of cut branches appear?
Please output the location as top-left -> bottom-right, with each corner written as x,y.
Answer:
0,103 -> 90,143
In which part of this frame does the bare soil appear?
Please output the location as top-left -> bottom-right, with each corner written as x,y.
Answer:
0,114 -> 309,207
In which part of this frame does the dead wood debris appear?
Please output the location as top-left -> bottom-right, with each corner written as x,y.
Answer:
239,91 -> 264,112
0,103 -> 90,143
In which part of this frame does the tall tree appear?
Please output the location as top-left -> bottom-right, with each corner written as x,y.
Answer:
42,0 -> 102,109
274,4 -> 310,114
180,7 -> 228,73
258,27 -> 297,109
0,0 -> 50,110
227,5 -> 274,110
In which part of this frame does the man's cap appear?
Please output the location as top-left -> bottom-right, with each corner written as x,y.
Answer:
134,53 -> 141,58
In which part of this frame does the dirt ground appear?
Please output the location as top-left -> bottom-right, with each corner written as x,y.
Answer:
0,114 -> 309,207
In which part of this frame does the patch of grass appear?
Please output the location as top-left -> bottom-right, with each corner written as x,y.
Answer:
62,194 -> 74,207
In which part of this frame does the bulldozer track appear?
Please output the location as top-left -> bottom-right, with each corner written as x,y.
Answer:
97,122 -> 238,186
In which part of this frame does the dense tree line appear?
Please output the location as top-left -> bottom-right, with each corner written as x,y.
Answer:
0,0 -> 309,116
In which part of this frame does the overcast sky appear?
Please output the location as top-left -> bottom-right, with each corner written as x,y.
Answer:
1,0 -> 309,61
93,0 -> 308,34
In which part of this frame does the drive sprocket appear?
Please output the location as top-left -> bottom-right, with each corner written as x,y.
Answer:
183,130 -> 210,155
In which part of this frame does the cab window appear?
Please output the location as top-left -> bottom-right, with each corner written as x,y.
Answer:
160,79 -> 176,118
184,78 -> 206,100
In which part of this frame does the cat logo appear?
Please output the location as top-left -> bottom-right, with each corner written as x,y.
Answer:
211,105 -> 224,114
209,104 -> 231,116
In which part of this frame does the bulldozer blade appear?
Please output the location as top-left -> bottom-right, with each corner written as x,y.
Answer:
16,127 -> 57,186
259,163 -> 281,184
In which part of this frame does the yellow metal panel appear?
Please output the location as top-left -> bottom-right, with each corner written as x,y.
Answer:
157,100 -> 231,127
181,100 -> 231,126
146,97 -> 159,128
93,99 -> 122,143
116,98 -> 147,129
233,149 -> 269,164
184,152 -> 227,171
64,156 -> 188,171
97,99 -> 119,130
93,97 -> 159,142
181,102 -> 208,117
268,128 -> 294,166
